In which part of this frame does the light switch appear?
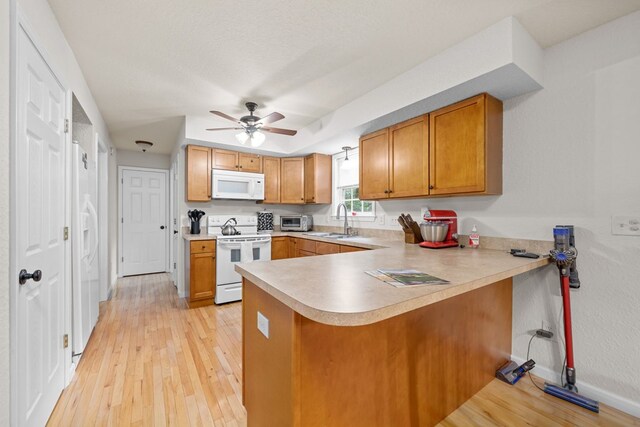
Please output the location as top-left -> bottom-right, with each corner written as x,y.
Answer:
257,311 -> 269,338
612,216 -> 640,236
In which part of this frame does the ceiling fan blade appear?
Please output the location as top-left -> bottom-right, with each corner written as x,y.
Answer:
256,112 -> 285,125
210,111 -> 240,123
262,126 -> 297,136
206,127 -> 244,131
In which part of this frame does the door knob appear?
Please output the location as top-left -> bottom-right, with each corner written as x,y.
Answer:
160,225 -> 166,230
19,269 -> 42,285
173,230 -> 178,234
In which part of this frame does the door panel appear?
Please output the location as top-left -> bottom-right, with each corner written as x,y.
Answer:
239,153 -> 262,172
390,115 -> 429,198
262,157 -> 280,203
280,158 -> 304,204
212,148 -> 239,171
121,169 -> 168,275
16,26 -> 66,427
430,95 -> 486,194
359,129 -> 390,200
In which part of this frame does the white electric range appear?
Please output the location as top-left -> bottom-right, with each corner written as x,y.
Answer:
207,215 -> 271,304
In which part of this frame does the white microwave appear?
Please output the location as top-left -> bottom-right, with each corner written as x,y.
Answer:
211,170 -> 265,200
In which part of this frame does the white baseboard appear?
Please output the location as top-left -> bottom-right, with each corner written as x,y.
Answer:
511,355 -> 640,418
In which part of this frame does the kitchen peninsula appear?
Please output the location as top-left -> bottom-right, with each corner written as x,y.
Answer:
236,237 -> 550,426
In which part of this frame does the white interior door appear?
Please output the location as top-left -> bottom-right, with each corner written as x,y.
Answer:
121,168 -> 168,276
15,26 -> 67,427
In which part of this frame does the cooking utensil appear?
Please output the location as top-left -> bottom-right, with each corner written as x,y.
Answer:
221,218 -> 239,236
420,222 -> 450,242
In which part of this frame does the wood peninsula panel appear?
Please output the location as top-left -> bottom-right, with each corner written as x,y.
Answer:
243,278 -> 512,427
339,244 -> 367,253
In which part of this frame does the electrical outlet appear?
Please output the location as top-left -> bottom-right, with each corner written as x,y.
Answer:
377,214 -> 385,225
387,216 -> 399,226
612,216 -> 640,236
257,311 -> 269,339
420,207 -> 431,221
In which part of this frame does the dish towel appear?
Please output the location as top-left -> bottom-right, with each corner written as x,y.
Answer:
240,241 -> 254,263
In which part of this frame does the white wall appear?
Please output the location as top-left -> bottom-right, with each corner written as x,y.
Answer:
307,11 -> 640,414
0,0 -> 11,422
117,148 -> 171,169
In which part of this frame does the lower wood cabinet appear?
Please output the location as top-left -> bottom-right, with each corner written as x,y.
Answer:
272,236 -> 367,259
185,240 -> 215,308
271,237 -> 289,260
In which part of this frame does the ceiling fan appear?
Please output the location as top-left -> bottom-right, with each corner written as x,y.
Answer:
207,102 -> 297,147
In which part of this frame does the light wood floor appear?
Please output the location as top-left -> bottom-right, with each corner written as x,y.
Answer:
48,273 -> 639,426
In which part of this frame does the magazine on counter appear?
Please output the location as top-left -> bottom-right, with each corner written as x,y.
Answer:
365,269 -> 450,287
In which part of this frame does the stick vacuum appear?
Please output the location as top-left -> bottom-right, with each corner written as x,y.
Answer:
545,226 -> 599,412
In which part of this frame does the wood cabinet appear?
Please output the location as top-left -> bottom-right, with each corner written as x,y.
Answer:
429,93 -> 502,195
271,237 -> 289,260
280,158 -> 305,204
389,115 -> 429,198
304,154 -> 332,204
211,148 -> 239,171
359,116 -> 429,200
186,145 -> 211,202
239,152 -> 263,173
288,238 -> 298,258
340,245 -> 367,253
315,241 -> 340,255
262,157 -> 281,204
184,240 -> 215,308
359,93 -> 502,200
359,129 -> 390,200
211,149 -> 262,172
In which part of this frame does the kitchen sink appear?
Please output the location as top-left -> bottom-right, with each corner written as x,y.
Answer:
303,232 -> 353,239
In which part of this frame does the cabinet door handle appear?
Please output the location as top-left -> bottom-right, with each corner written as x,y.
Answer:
384,190 -> 389,194
429,185 -> 434,190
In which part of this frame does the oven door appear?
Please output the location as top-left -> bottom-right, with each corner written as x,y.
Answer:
216,237 -> 272,286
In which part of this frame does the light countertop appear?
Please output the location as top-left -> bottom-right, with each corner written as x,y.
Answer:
235,237 -> 551,326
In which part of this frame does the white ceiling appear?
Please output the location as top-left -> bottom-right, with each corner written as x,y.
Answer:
48,0 -> 640,154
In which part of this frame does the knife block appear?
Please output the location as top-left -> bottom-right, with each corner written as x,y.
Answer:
404,232 -> 419,244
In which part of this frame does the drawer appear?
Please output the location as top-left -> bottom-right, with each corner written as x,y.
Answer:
316,241 -> 340,255
190,240 -> 215,254
339,245 -> 367,253
296,238 -> 316,253
297,249 -> 316,257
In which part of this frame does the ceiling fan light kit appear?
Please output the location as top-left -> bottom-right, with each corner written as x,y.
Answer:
208,101 -> 297,148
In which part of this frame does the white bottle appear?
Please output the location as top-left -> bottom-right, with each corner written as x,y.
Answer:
469,224 -> 480,249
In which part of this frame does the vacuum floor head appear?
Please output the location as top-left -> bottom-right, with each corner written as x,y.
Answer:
544,383 -> 599,413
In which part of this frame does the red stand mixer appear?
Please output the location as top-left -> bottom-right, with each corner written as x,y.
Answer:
419,209 -> 459,249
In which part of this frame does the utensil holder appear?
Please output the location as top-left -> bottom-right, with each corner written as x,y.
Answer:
404,232 -> 418,244
190,221 -> 201,235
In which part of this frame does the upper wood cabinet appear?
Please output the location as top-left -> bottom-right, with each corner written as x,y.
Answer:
429,93 -> 502,196
359,93 -> 502,200
211,148 -> 239,171
359,116 -> 429,200
280,157 -> 305,204
359,129 -> 390,200
262,156 -> 281,204
186,145 -> 211,202
239,153 -> 263,173
304,153 -> 332,204
390,115 -> 429,198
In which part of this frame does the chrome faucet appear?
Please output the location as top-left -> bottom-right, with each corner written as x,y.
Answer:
336,203 -> 349,236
